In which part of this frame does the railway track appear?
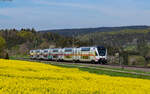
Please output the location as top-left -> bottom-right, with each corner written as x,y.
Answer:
16,58 -> 150,76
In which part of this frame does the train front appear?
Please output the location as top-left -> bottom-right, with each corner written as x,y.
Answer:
96,46 -> 107,64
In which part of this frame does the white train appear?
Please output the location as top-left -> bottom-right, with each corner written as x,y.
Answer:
30,46 -> 107,64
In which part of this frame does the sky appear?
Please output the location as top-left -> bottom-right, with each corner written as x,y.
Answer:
0,0 -> 150,30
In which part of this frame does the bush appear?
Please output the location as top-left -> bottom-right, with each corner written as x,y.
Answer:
0,36 -> 6,58
128,55 -> 145,66
0,37 -> 5,50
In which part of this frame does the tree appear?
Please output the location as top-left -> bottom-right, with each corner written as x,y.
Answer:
137,38 -> 150,67
0,36 -> 6,58
0,36 -> 6,51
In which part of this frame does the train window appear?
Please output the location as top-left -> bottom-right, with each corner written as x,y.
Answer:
81,48 -> 90,51
36,50 -> 40,53
53,50 -> 58,52
44,50 -> 48,53
65,49 -> 72,52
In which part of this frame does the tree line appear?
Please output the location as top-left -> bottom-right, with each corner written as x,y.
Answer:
0,28 -> 80,57
1,28 -> 150,67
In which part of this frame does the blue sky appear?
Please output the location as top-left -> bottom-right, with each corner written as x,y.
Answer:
0,0 -> 150,30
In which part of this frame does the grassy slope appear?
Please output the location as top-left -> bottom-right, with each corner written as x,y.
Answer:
43,62 -> 150,80
10,57 -> 150,79
3,59 -> 150,79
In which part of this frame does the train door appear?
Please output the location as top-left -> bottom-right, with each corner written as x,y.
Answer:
80,47 -> 91,62
36,50 -> 41,59
40,50 -> 44,59
30,50 -> 33,59
73,48 -> 78,61
90,47 -> 98,62
47,49 -> 52,60
58,49 -> 63,60
52,49 -> 59,61
43,49 -> 48,60
63,48 -> 73,61
72,48 -> 75,61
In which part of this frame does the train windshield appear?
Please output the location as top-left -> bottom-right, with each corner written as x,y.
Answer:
97,47 -> 106,56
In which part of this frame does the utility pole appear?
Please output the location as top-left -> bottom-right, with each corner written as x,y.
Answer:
72,32 -> 75,48
88,32 -> 91,46
93,32 -> 95,46
35,39 -> 38,49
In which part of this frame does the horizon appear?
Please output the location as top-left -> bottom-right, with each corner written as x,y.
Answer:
38,25 -> 150,31
0,25 -> 149,31
0,0 -> 150,30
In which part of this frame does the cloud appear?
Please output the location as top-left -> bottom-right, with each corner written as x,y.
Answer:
0,14 -> 11,19
30,0 -> 150,18
31,0 -> 99,11
0,0 -> 150,30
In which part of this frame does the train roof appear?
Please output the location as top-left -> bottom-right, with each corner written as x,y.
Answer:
30,46 -> 106,51
63,48 -> 75,49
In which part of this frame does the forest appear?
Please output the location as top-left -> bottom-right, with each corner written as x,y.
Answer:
1,26 -> 150,66
0,28 -> 74,57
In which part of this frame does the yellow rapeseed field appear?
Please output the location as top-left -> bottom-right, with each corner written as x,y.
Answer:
0,59 -> 150,94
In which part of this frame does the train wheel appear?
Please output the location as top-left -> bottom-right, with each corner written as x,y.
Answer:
56,59 -> 59,62
98,60 -> 102,64
91,60 -> 95,64
75,60 -> 80,63
72,60 -> 76,63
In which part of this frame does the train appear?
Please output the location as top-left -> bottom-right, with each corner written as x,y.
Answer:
29,46 -> 107,64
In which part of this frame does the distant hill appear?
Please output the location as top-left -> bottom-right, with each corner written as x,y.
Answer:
39,26 -> 150,36
76,26 -> 150,48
